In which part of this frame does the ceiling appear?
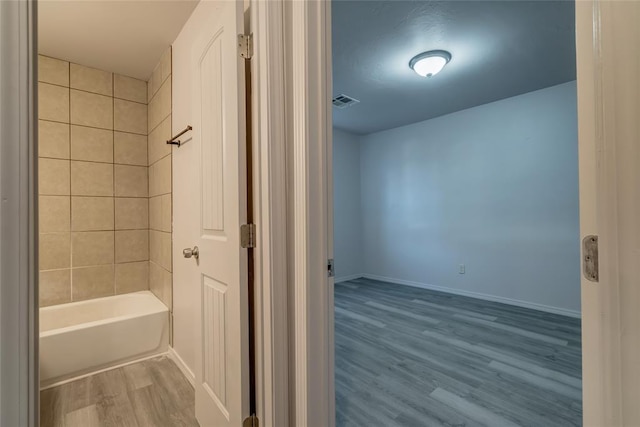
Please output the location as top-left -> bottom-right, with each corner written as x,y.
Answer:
332,0 -> 576,135
38,0 -> 199,80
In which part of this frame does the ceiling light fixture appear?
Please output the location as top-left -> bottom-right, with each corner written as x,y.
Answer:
409,50 -> 452,78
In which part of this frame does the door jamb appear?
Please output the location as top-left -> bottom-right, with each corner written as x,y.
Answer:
251,1 -> 290,426
0,0 -> 39,426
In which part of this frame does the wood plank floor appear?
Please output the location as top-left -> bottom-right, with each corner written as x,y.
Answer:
335,278 -> 582,427
40,355 -> 198,427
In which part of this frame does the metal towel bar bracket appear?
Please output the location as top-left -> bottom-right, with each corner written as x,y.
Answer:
167,125 -> 193,147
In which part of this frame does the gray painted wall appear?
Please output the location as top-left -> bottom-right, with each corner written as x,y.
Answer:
333,81 -> 581,314
333,128 -> 363,280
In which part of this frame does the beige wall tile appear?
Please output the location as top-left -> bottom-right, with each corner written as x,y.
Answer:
115,230 -> 148,263
72,265 -> 114,301
149,155 -> 171,197
149,261 -> 172,309
159,231 -> 172,271
39,83 -> 70,123
71,125 -> 113,163
40,269 -> 71,307
71,231 -> 114,267
160,194 -> 172,233
71,197 -> 114,231
150,230 -> 172,271
115,198 -> 148,230
149,230 -> 160,265
70,63 -> 112,96
115,165 -> 148,197
148,115 -> 172,165
38,56 -> 69,87
70,90 -> 113,129
39,158 -> 70,195
114,74 -> 147,104
114,99 -> 147,135
40,196 -> 70,233
148,78 -> 171,132
39,120 -> 70,159
114,132 -> 147,166
148,196 -> 161,231
115,261 -> 149,294
40,233 -> 71,270
70,161 -> 113,196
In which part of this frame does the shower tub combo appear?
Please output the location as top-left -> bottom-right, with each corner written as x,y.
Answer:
39,291 -> 169,389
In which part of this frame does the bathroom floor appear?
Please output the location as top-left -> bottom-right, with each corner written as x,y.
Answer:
40,355 -> 198,427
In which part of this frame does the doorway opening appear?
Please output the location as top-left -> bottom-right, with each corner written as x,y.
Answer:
331,1 -> 582,425
36,2 -> 197,425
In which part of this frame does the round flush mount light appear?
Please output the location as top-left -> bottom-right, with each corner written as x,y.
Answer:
409,50 -> 452,78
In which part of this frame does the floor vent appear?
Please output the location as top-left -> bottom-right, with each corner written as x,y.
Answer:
332,94 -> 360,109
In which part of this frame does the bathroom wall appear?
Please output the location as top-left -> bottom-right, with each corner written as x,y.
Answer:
38,55 -> 149,307
147,49 -> 173,311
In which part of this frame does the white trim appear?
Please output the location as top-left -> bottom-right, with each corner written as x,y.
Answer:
251,0 -> 289,425
361,274 -> 582,319
41,352 -> 170,391
334,274 -> 364,284
167,347 -> 195,387
290,1 -> 310,423
0,1 -> 38,425
287,0 -> 333,425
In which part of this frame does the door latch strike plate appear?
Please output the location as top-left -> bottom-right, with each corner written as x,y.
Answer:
582,235 -> 599,282
328,259 -> 335,278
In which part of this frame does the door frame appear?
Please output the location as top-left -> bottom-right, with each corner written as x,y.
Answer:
0,0 -> 39,426
250,1 -> 290,426
259,0 -> 640,426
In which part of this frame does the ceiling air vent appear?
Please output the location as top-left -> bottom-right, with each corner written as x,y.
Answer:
332,94 -> 360,109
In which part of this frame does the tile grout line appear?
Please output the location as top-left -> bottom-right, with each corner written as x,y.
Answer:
146,73 -> 152,294
40,156 -> 149,168
67,60 -> 73,303
113,72 -> 117,296
38,80 -> 147,105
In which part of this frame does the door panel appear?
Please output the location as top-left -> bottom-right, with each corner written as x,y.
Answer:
190,1 -> 249,425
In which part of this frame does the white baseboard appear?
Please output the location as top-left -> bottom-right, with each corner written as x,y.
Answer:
334,273 -> 364,284
168,346 -> 195,387
362,273 -> 581,319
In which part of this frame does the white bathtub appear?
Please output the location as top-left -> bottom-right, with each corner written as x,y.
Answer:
40,291 -> 169,388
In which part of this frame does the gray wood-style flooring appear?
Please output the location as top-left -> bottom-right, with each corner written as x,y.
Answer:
40,355 -> 198,427
335,278 -> 582,427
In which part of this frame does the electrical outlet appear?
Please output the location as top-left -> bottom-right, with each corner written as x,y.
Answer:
459,264 -> 465,274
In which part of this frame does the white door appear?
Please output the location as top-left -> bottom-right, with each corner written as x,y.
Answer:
189,1 -> 250,425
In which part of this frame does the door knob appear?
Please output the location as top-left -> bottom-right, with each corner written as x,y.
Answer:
183,246 -> 199,260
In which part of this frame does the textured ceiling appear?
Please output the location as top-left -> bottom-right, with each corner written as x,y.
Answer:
38,0 -> 199,80
332,0 -> 576,135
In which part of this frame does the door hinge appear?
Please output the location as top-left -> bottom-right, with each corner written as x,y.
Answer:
242,415 -> 259,427
583,235 -> 599,282
328,259 -> 335,278
241,223 -> 256,249
238,34 -> 253,59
